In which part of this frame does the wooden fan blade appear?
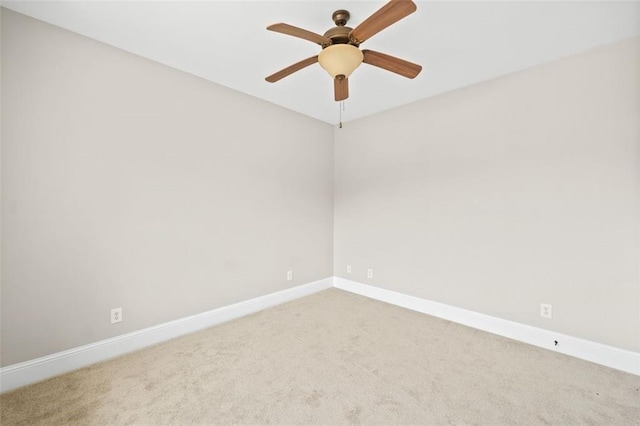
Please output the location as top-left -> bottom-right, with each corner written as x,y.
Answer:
265,56 -> 319,83
334,75 -> 349,101
362,49 -> 422,79
267,23 -> 331,46
349,0 -> 417,44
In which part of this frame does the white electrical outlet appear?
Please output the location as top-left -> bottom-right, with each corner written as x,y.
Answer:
346,265 -> 351,274
111,307 -> 122,324
367,268 -> 373,279
540,303 -> 552,319
287,270 -> 293,281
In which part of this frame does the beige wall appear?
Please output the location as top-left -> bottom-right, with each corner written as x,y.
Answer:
2,7 -> 639,368
334,37 -> 640,352
1,9 -> 334,366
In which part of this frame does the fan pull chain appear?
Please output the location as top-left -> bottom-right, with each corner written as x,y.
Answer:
339,100 -> 344,129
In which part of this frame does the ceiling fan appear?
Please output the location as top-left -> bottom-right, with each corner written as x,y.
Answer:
265,0 -> 422,102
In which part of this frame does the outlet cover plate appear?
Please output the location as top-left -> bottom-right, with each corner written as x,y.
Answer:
111,307 -> 122,324
540,303 -> 552,319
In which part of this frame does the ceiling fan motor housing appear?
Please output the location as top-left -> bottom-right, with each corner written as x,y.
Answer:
323,26 -> 354,45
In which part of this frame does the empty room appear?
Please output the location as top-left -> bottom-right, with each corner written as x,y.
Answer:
1,0 -> 639,424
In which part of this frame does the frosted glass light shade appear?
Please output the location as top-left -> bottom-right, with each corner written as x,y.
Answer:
318,44 -> 364,78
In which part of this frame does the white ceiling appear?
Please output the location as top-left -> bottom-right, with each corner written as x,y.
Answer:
3,1 -> 639,124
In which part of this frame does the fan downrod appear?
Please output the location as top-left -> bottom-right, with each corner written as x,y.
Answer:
324,10 -> 355,45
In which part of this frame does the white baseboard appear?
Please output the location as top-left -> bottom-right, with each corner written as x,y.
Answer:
0,277 -> 333,394
333,277 -> 640,376
3,276 -> 637,394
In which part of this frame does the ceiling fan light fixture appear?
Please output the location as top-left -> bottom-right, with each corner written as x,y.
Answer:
265,1 -> 421,101
318,44 -> 364,78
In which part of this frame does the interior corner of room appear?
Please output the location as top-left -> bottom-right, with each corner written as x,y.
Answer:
1,0 -> 639,402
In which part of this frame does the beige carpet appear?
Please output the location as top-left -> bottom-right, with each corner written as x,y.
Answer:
1,289 -> 639,425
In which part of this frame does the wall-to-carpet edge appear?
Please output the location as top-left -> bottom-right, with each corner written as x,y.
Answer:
3,276 -> 637,394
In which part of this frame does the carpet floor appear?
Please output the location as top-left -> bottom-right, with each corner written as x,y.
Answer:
1,288 -> 639,425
